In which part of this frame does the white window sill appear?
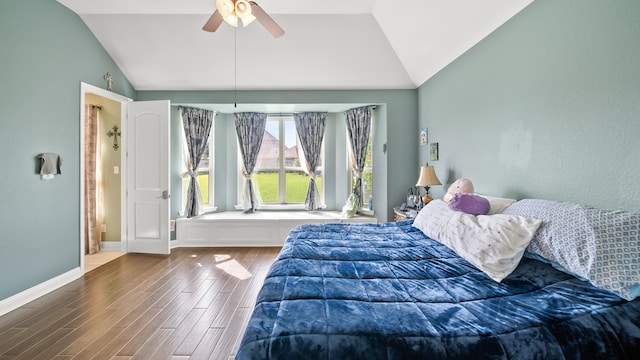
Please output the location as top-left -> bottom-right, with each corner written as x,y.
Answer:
234,204 -> 327,211
358,208 -> 375,217
179,205 -> 218,217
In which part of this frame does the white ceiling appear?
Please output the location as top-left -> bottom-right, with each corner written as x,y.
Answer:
57,0 -> 534,91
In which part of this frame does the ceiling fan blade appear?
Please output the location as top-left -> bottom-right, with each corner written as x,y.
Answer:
249,2 -> 284,38
203,10 -> 224,32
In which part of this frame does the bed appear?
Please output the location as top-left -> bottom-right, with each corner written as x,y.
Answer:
236,198 -> 640,359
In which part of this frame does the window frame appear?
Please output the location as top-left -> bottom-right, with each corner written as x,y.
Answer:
238,115 -> 325,210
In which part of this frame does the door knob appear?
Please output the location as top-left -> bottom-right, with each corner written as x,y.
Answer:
158,190 -> 170,200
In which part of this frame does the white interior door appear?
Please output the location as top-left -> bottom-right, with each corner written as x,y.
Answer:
126,100 -> 170,254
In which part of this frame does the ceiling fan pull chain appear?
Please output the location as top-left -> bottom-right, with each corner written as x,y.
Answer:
234,23 -> 237,108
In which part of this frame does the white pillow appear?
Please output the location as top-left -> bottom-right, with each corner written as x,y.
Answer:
503,199 -> 640,300
476,194 -> 517,215
413,200 -> 451,240
413,200 -> 542,282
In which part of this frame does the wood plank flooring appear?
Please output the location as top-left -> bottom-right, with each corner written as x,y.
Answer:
0,247 -> 281,360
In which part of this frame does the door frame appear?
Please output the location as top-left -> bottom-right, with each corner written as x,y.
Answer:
79,82 -> 131,273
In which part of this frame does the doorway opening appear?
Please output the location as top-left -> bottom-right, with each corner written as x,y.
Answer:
80,83 -> 131,273
85,251 -> 126,272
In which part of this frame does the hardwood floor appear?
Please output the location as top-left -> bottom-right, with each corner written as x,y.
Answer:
0,247 -> 281,360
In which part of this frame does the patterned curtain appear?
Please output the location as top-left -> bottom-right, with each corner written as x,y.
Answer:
181,107 -> 214,218
84,105 -> 102,255
235,112 -> 267,212
345,106 -> 372,208
294,112 -> 327,210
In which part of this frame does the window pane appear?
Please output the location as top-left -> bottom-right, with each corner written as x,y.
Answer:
197,138 -> 211,171
285,170 -> 308,203
285,171 -> 324,204
350,130 -> 373,208
285,120 -> 304,204
365,139 -> 373,168
250,117 -> 324,207
253,171 -> 278,203
316,170 -> 323,200
284,120 -> 299,167
182,175 -> 210,206
362,170 -> 372,207
363,139 -> 373,207
198,174 -> 209,206
257,121 -> 279,169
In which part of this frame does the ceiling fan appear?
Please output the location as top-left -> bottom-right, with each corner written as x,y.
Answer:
203,0 -> 285,38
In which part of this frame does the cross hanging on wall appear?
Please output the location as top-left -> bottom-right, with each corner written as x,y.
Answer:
107,125 -> 121,150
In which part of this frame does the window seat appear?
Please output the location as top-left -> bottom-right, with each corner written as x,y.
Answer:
175,211 -> 377,247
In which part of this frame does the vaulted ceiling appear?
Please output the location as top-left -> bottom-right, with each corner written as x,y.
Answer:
57,0 -> 534,91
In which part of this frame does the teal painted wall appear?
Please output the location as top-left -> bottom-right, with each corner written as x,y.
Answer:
137,90 -> 418,223
418,0 -> 640,212
0,0 -> 135,301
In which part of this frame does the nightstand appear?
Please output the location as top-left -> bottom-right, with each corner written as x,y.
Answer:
393,207 -> 417,222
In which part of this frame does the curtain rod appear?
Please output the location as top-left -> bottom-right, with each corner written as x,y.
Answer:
90,105 -> 103,110
272,106 -> 377,117
177,105 -> 217,114
347,105 -> 377,110
177,106 -> 376,115
342,105 -> 377,114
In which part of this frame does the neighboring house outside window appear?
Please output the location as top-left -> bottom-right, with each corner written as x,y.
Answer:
181,124 -> 215,214
249,116 -> 324,208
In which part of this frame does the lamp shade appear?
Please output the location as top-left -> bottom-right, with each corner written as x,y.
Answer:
416,166 -> 442,187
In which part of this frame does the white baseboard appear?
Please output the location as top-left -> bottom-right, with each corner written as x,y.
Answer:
0,267 -> 82,317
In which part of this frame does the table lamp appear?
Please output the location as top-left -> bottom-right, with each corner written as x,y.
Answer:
416,165 -> 441,206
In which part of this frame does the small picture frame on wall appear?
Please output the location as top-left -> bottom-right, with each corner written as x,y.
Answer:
430,142 -> 439,161
419,128 -> 428,146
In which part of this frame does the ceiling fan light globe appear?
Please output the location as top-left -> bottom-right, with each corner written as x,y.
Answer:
241,14 -> 257,27
216,0 -> 236,18
235,0 -> 253,19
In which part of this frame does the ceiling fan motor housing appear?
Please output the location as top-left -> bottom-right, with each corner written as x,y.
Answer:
207,0 -> 284,37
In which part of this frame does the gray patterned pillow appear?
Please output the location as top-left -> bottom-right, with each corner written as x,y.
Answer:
503,199 -> 640,300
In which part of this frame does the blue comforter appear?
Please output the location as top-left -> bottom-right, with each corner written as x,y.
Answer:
237,221 -> 640,359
